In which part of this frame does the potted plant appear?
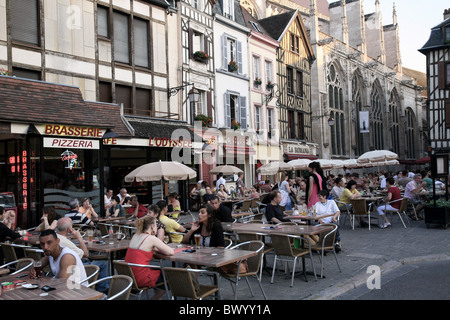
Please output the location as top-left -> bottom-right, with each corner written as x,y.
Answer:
424,198 -> 450,229
194,114 -> 213,127
193,51 -> 210,63
254,77 -> 262,86
231,119 -> 240,130
0,68 -> 10,76
266,80 -> 274,89
228,60 -> 238,72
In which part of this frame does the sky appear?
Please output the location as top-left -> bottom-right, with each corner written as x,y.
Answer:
363,0 -> 446,73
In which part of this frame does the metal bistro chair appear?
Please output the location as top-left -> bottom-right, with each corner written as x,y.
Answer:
220,240 -> 267,300
88,275 -> 133,300
163,267 -> 221,300
24,248 -> 52,276
383,198 -> 410,228
1,243 -> 33,264
270,233 -> 317,287
78,264 -> 100,286
349,198 -> 374,230
334,200 -> 353,228
113,260 -> 168,300
308,224 -> 341,278
0,258 -> 34,275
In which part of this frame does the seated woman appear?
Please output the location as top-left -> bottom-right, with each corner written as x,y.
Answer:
78,197 -> 99,220
105,196 -> 125,218
339,180 -> 367,228
314,189 -> 341,252
157,200 -> 186,243
216,184 -> 229,201
250,184 -> 260,199
34,206 -> 58,231
147,204 -> 166,242
125,215 -> 174,300
167,192 -> 181,218
182,204 -> 225,248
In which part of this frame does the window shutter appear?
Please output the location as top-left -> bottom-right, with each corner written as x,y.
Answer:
113,12 -> 130,64
237,40 -> 243,74
10,0 -> 39,45
97,6 -> 109,38
188,28 -> 194,58
239,96 -> 247,130
222,35 -> 228,69
207,91 -> 212,119
134,18 -> 149,68
224,93 -> 231,127
438,61 -> 446,90
446,99 -> 450,128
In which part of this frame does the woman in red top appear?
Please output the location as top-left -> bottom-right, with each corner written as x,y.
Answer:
376,177 -> 402,228
125,215 -> 174,299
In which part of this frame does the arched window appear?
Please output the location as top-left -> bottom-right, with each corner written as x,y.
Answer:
389,90 -> 400,154
370,82 -> 384,150
328,64 -> 345,155
406,109 -> 415,158
352,75 -> 365,155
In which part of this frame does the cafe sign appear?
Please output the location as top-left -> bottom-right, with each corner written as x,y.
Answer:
37,124 -> 105,138
285,144 -> 311,155
44,137 -> 100,149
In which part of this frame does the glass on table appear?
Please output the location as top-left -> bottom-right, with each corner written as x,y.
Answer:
33,260 -> 42,279
194,234 -> 201,249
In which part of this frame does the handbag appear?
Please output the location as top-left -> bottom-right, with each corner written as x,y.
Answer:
220,260 -> 248,275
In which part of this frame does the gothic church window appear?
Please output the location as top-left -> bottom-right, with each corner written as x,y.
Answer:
328,64 -> 345,156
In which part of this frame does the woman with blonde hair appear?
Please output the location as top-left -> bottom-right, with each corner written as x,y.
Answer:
125,215 -> 174,299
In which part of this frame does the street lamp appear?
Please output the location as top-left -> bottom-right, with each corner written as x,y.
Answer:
188,87 -> 200,103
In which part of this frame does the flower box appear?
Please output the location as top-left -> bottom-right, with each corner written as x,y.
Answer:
425,200 -> 450,229
193,51 -> 210,64
228,60 -> 238,72
254,78 -> 262,86
194,114 -> 213,127
266,82 -> 274,89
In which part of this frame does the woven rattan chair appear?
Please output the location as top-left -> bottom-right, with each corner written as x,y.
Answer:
383,198 -> 410,228
88,275 -> 132,300
270,233 -> 317,287
308,223 -> 341,278
349,198 -> 374,230
79,264 -> 100,285
113,260 -> 167,300
163,267 -> 220,300
0,257 -> 34,275
220,240 -> 267,300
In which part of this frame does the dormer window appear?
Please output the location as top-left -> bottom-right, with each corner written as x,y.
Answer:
445,25 -> 450,43
223,0 -> 234,20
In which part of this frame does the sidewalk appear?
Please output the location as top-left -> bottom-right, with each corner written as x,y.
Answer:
159,212 -> 450,300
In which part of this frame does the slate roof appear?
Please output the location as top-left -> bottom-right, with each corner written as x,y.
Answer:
127,119 -> 204,141
258,10 -> 297,42
419,17 -> 450,53
0,75 -> 132,137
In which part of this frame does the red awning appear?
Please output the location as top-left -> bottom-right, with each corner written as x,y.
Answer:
285,153 -> 318,161
415,156 -> 430,164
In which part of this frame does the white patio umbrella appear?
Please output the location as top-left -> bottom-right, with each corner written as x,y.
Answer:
124,160 -> 197,199
316,159 -> 335,170
341,159 -> 360,169
287,158 -> 311,170
332,160 -> 346,169
209,165 -> 243,175
357,150 -> 398,164
256,161 -> 293,175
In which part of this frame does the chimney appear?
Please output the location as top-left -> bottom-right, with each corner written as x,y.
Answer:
445,8 -> 450,20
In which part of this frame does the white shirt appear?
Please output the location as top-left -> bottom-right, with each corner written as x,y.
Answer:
216,177 -> 226,190
315,200 -> 339,224
49,246 -> 88,286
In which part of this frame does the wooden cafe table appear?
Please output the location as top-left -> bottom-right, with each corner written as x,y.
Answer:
0,272 -> 103,300
83,238 -> 130,275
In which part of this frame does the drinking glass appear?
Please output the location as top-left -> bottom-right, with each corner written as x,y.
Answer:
87,229 -> 94,244
194,234 -> 201,249
33,260 -> 42,279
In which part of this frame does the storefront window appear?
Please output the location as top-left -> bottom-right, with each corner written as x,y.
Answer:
43,147 -> 100,216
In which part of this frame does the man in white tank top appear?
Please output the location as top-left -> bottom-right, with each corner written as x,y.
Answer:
33,229 -> 88,286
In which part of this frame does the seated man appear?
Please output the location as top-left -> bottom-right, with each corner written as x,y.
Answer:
264,190 -> 289,224
404,173 -> 427,219
32,229 -> 88,286
56,218 -> 110,293
65,198 -> 94,227
376,177 -> 401,228
209,195 -> 233,222
126,196 -> 147,218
